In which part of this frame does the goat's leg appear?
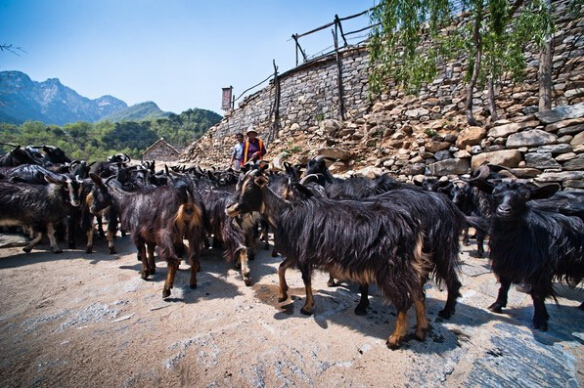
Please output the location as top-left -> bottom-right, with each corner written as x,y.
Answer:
327,273 -> 339,287
67,215 -> 76,249
579,302 -> 584,311
488,277 -> 511,313
439,276 -> 462,319
271,248 -> 279,257
246,232 -> 256,261
86,221 -> 94,254
107,210 -> 117,254
462,227 -> 469,246
137,241 -> 149,280
531,291 -> 550,331
188,245 -> 200,289
355,284 -> 370,316
162,257 -> 180,298
260,222 -> 269,250
476,230 -> 486,257
387,310 -> 408,349
278,256 -> 295,302
96,215 -> 105,239
147,243 -> 156,275
239,248 -> 251,286
47,222 -> 62,253
23,231 -> 42,253
414,292 -> 429,341
300,265 -> 315,315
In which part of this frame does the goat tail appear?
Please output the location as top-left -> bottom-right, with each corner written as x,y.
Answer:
175,201 -> 203,235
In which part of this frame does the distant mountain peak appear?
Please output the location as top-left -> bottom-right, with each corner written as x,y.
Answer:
0,71 -> 171,125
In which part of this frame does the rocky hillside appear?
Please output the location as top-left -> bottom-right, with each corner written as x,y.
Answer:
0,71 -> 170,125
181,0 -> 584,189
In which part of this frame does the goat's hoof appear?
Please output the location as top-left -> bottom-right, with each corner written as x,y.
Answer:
278,294 -> 288,302
141,271 -> 149,280
23,247 -> 32,253
244,277 -> 252,287
487,302 -> 504,313
85,247 -> 93,254
189,283 -> 197,290
415,329 -> 428,342
300,307 -> 313,316
263,243 -> 269,250
533,317 -> 548,331
354,305 -> 368,316
271,250 -> 278,258
53,248 -> 63,254
162,288 -> 171,298
438,308 -> 453,319
109,248 -> 116,254
149,268 -> 156,275
386,336 -> 402,350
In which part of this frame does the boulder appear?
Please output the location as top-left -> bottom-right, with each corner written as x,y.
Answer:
316,148 -> 352,161
428,158 -> 470,176
510,168 -> 541,178
405,108 -> 430,118
403,162 -> 426,175
506,130 -> 557,148
434,150 -> 451,161
470,150 -> 522,169
536,144 -> 573,155
356,166 -> 384,178
524,152 -> 561,169
425,141 -> 451,153
535,101 -> 584,124
456,126 -> 486,148
562,154 -> 584,170
544,117 -> 584,132
536,171 -> 584,182
487,120 -> 539,138
557,124 -> 584,136
571,131 -> 584,147
563,180 -> 584,189
556,152 -> 577,162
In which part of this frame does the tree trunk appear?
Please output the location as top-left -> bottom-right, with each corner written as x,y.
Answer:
466,6 -> 483,126
487,76 -> 498,122
538,37 -> 553,111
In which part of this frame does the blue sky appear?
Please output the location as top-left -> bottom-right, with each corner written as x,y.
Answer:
0,0 -> 375,115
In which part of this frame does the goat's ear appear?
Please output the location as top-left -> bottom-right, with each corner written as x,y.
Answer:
44,174 -> 64,185
294,183 -> 314,198
254,176 -> 268,188
89,172 -> 104,187
530,184 -> 560,200
470,179 -> 494,194
413,179 -> 423,187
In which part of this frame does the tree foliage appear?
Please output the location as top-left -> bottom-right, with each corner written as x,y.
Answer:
0,108 -> 222,161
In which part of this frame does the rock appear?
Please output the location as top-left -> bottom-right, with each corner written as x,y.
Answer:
563,180 -> 584,188
571,131 -> 584,147
356,166 -> 384,178
454,150 -> 471,159
470,150 -> 522,169
524,152 -> 561,169
290,123 -> 301,131
456,126 -> 486,148
557,124 -> 584,136
383,159 -> 395,167
405,108 -> 430,118
562,154 -> 584,170
536,171 -> 584,182
409,155 -> 423,164
510,168 -> 541,178
565,88 -> 584,99
428,158 -> 470,176
544,117 -> 584,132
434,150 -> 451,161
487,120 -> 539,138
506,130 -> 557,148
444,133 -> 458,143
470,145 -> 483,155
403,162 -> 426,175
575,144 -> 584,154
316,148 -> 352,161
425,141 -> 451,153
536,144 -> 572,155
535,101 -> 584,124
557,135 -> 574,143
556,152 -> 578,162
320,119 -> 342,134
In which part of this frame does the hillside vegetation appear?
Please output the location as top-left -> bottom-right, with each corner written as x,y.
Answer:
0,108 -> 222,161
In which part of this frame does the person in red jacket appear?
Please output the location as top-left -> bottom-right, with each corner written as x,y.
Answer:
243,126 -> 267,164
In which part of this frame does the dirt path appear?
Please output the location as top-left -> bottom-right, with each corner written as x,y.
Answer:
0,234 -> 582,387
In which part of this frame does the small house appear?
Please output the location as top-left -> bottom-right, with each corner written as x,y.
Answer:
142,138 -> 180,161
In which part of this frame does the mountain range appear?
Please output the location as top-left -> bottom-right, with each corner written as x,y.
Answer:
0,71 -> 171,125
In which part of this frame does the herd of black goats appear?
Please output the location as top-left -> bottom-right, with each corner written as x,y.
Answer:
1,144 -> 584,348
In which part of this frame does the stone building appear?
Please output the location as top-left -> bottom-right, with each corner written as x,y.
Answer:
142,138 -> 180,161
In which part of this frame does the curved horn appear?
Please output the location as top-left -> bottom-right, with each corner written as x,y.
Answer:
123,153 -> 131,163
467,165 -> 491,182
299,173 -> 322,185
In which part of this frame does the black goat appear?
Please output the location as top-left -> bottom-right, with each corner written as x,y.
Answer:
471,178 -> 584,331
0,146 -> 40,167
226,170 -> 430,348
90,173 -> 204,298
0,175 -> 81,252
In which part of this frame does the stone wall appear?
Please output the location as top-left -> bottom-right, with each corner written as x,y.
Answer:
183,0 -> 584,189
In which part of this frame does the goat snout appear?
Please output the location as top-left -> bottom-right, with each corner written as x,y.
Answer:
496,204 -> 512,217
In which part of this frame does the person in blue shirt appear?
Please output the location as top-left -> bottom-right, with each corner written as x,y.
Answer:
230,133 -> 244,170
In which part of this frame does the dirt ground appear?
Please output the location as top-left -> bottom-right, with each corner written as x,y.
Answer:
0,233 -> 582,388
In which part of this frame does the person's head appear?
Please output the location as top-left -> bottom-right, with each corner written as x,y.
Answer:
246,125 -> 258,141
235,133 -> 244,142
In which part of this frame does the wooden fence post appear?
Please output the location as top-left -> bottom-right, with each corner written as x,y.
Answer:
332,25 -> 345,120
